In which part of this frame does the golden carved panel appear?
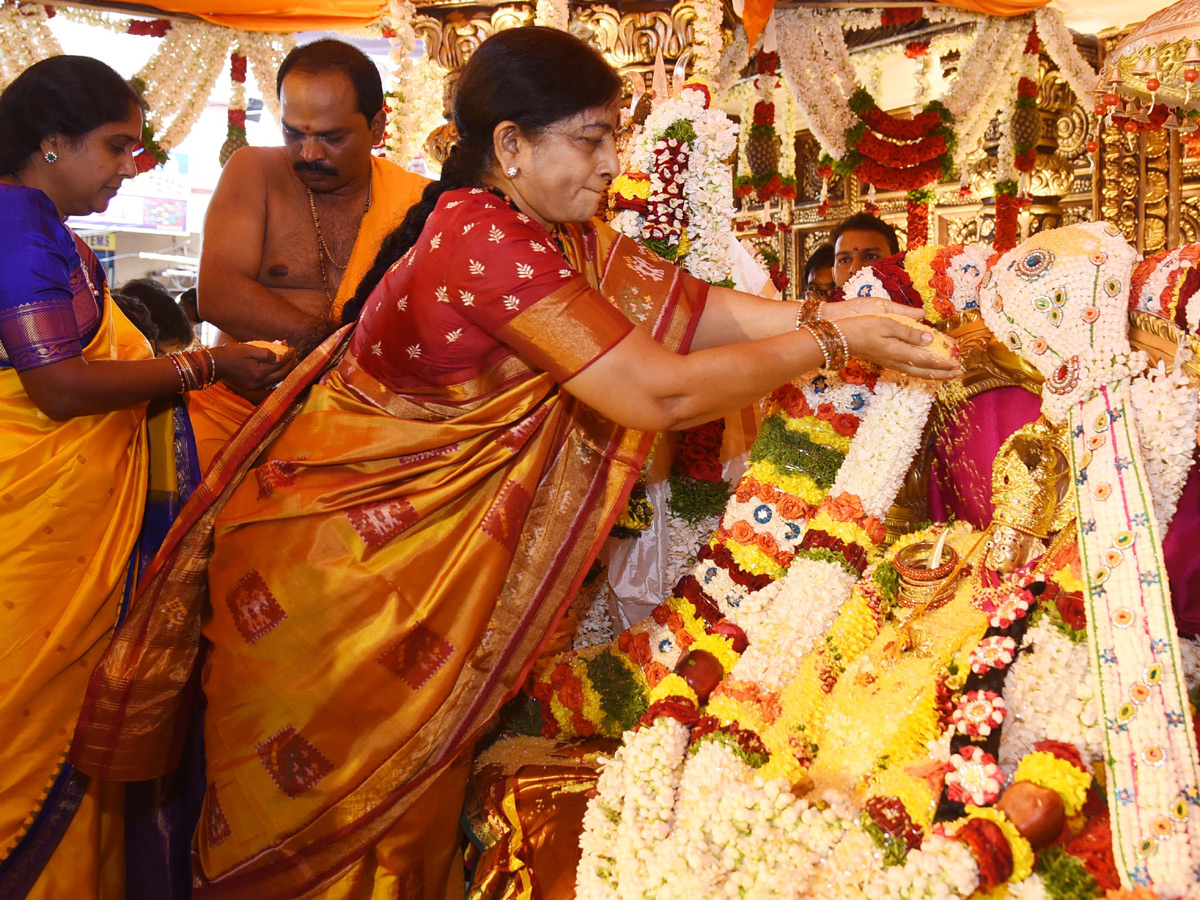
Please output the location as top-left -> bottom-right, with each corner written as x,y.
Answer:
414,6 -> 534,70
574,2 -> 697,67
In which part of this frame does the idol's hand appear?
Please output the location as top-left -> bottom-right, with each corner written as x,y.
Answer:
821,297 -> 925,323
210,342 -> 297,392
836,314 -> 962,380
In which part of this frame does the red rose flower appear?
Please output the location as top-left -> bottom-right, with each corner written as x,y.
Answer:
628,630 -> 653,665
816,402 -> 836,421
532,681 -> 553,705
571,713 -> 596,738
1054,590 -> 1087,630
840,360 -> 867,384
559,676 -> 585,712
640,697 -> 699,728
831,413 -> 860,437
550,662 -> 573,689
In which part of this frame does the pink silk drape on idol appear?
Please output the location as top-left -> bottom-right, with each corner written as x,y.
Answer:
71,189 -> 708,899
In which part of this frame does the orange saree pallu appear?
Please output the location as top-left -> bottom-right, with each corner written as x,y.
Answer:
0,290 -> 152,899
72,193 -> 707,900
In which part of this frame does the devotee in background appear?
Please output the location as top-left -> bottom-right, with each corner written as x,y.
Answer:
0,55 -> 292,900
831,211 -> 901,287
72,27 -> 960,900
118,276 -> 196,354
188,38 -> 427,472
803,241 -> 835,301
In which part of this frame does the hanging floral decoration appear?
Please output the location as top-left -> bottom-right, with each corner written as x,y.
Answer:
906,187 -> 935,248
609,80 -> 739,531
219,49 -> 249,167
735,52 -> 798,204
757,242 -> 788,292
821,88 -> 956,195
992,180 -> 1030,255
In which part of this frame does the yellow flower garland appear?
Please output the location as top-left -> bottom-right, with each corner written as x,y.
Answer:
1013,751 -> 1091,817
649,673 -> 698,705
960,806 -> 1035,884
868,769 -> 938,832
745,459 -> 828,506
724,539 -> 788,579
784,416 -> 854,454
903,245 -> 941,323
690,633 -> 738,676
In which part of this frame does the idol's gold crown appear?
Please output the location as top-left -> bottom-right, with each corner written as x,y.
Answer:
990,420 -> 1069,539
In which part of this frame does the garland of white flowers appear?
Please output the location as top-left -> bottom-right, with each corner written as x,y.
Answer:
999,614 -> 1105,770
240,33 -> 293,130
382,0 -> 449,169
731,377 -> 936,690
0,3 -> 62,90
1070,382 -> 1200,893
135,22 -> 235,154
715,25 -> 750,94
1034,7 -> 1098,109
690,0 -> 724,77
771,9 -> 1097,190
612,83 -> 738,285
982,222 -> 1200,893
1129,359 -> 1200,532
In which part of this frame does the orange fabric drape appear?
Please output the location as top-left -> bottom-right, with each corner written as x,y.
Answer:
943,0 -> 1051,14
107,0 -> 1051,33
113,0 -> 387,32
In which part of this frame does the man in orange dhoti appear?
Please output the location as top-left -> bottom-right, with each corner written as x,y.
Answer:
71,28 -> 955,900
189,39 -> 426,472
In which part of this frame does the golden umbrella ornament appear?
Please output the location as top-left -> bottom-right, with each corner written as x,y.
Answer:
1097,0 -> 1200,133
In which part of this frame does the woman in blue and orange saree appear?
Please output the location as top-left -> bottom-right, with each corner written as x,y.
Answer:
71,28 -> 959,900
0,57 -> 294,900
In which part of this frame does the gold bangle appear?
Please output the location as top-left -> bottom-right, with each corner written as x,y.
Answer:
200,347 -> 218,387
825,320 -> 849,370
167,353 -> 188,393
800,322 -> 833,368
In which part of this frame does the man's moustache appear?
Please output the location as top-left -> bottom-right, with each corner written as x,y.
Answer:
294,161 -> 338,177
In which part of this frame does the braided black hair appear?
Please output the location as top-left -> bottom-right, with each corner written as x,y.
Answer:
342,26 -> 622,324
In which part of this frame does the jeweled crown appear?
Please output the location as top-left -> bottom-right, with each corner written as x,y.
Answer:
991,420 -> 1068,539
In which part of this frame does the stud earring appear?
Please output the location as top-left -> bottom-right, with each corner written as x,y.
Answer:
506,165 -> 517,177
44,151 -> 57,164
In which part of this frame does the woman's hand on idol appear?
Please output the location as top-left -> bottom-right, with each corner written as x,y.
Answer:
210,342 -> 297,392
836,314 -> 962,380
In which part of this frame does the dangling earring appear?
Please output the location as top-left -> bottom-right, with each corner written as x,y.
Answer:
505,165 -> 517,178
44,151 -> 57,164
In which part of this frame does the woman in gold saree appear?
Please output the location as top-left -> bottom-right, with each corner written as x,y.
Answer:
0,57 -> 293,900
72,28 -> 958,900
